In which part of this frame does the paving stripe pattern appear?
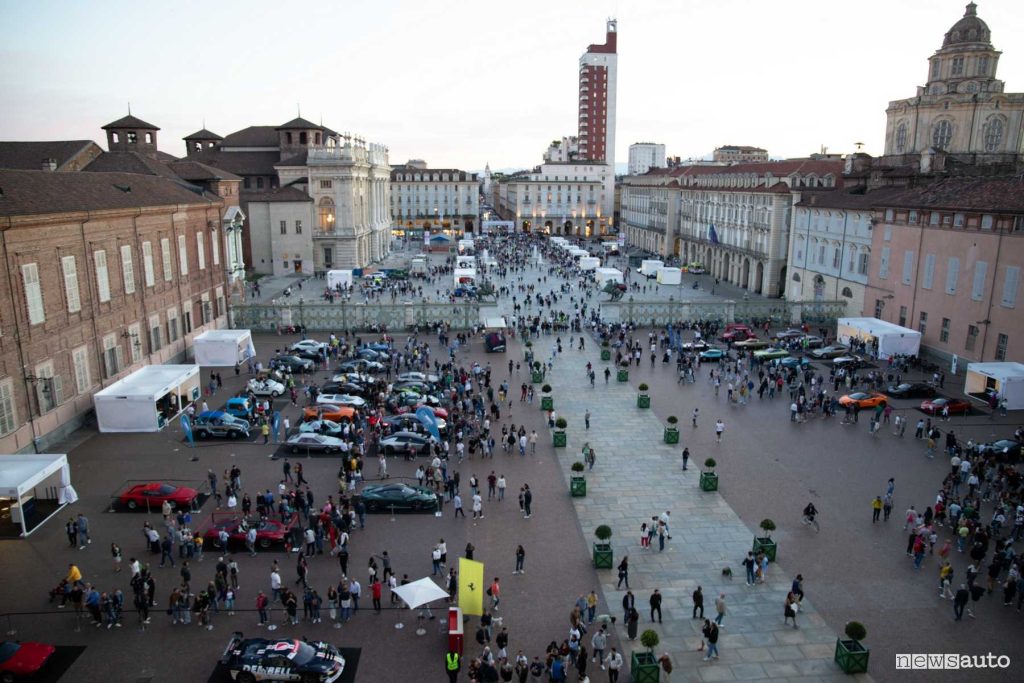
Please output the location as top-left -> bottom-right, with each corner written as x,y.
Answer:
543,343 -> 871,682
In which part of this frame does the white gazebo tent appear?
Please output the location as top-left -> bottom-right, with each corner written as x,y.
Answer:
192,329 -> 254,367
94,365 -> 201,432
392,577 -> 450,633
836,317 -> 921,360
594,267 -> 624,286
0,454 -> 75,537
964,362 -> 1024,409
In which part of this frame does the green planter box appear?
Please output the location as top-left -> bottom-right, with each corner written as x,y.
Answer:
570,476 -> 586,497
617,369 -> 629,382
553,430 -> 567,448
600,348 -> 611,361
541,395 -> 554,411
531,370 -> 544,384
637,394 -> 650,409
663,427 -> 679,444
699,471 -> 719,491
593,542 -> 613,569
753,537 -> 777,562
834,639 -> 870,674
630,651 -> 660,683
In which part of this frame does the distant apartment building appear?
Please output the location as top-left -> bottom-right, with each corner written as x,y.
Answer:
389,162 -> 479,234
713,145 -> 769,164
628,142 -> 666,175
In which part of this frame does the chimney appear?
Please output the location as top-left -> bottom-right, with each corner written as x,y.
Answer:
41,158 -> 57,172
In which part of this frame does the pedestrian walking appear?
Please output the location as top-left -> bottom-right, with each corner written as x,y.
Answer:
715,419 -> 724,443
692,586 -> 704,619
714,593 -> 726,627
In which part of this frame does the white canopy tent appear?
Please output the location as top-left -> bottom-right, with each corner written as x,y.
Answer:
0,454 -> 74,537
326,269 -> 353,290
391,577 -> 451,633
594,267 -> 624,286
94,365 -> 201,433
836,317 -> 921,360
657,267 -> 682,285
579,257 -> 600,271
453,268 -> 477,287
640,259 -> 664,276
192,329 -> 254,367
964,362 -> 1024,409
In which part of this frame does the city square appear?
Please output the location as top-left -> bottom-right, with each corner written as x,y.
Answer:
0,2 -> 1023,683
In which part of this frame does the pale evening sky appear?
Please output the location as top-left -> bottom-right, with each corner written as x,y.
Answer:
1,0 -> 1021,172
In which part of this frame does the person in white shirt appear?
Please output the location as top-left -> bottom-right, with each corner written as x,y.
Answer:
715,419 -> 725,442
472,493 -> 484,520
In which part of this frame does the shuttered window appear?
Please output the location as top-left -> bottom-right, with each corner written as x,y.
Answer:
1001,266 -> 1020,308
161,237 -> 173,281
901,250 -> 915,285
922,254 -> 936,290
120,245 -> 135,294
94,250 -> 111,302
61,256 -> 81,313
945,257 -> 959,295
22,263 -> 45,325
178,234 -> 189,276
971,261 -> 988,301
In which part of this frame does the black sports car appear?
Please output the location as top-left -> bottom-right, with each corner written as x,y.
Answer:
885,382 -> 937,399
360,483 -> 439,512
221,633 -> 345,683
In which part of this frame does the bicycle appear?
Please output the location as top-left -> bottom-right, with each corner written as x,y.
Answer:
801,515 -> 820,532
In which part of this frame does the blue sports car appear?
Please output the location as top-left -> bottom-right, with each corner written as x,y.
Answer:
699,348 -> 727,362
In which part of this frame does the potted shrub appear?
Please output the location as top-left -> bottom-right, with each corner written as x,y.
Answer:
664,416 -> 679,444
531,361 -> 544,384
631,629 -> 661,683
637,383 -> 651,409
553,417 -> 568,448
752,518 -> 777,562
617,360 -> 630,382
699,458 -> 719,491
600,340 -> 611,362
570,461 -> 586,497
593,525 -> 613,568
834,621 -> 870,674
541,384 -> 554,411
524,340 -> 534,362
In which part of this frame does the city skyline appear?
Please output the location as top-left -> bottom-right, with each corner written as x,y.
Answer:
2,0 -> 1022,171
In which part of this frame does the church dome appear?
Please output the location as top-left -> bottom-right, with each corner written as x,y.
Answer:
943,3 -> 991,46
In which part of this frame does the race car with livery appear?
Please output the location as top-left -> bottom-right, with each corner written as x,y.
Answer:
221,633 -> 345,683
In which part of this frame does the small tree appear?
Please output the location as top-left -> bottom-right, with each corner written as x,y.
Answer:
571,461 -> 585,473
640,629 -> 660,652
532,361 -> 541,371
845,621 -> 867,642
542,384 -> 552,394
638,383 -> 649,392
620,360 -> 631,368
595,525 -> 612,542
704,458 -> 717,470
760,519 -> 777,538
667,415 -> 678,425
555,417 -> 568,430
601,340 -> 610,348
525,341 -> 533,347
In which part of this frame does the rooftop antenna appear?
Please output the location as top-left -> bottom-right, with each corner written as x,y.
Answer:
854,141 -> 865,152
297,103 -> 301,118
128,101 -> 132,115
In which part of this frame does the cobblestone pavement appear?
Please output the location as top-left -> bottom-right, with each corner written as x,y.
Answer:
543,343 -> 863,682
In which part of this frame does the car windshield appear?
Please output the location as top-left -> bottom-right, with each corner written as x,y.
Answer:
933,399 -> 948,405
897,384 -> 911,390
851,393 -> 867,399
155,485 -> 177,495
0,641 -> 20,663
291,641 -> 318,665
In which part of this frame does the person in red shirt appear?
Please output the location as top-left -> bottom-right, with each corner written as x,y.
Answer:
371,579 -> 383,613
489,577 -> 501,610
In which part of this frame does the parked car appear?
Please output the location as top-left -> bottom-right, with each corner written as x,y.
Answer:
331,372 -> 376,386
0,640 -> 56,681
774,329 -> 804,340
361,342 -> 392,352
734,338 -> 771,349
302,405 -> 355,423
224,397 -> 254,420
484,332 -> 507,352
396,371 -> 440,384
118,483 -> 199,511
885,382 -> 937,399
203,515 -> 295,550
393,380 -> 433,394
356,348 -> 390,362
752,348 -> 789,361
220,634 -> 344,683
290,339 -> 328,355
298,420 -> 344,437
838,392 -> 888,409
719,329 -> 756,342
285,433 -> 347,454
395,404 -> 449,419
315,393 -> 367,408
382,413 -> 447,433
833,355 -> 866,369
379,431 -> 434,455
269,355 -> 313,373
360,482 -> 439,512
337,359 -> 385,374
679,340 -> 710,352
977,439 -> 1022,461
920,397 -> 972,415
320,382 -> 368,397
246,378 -> 285,397
193,411 -> 251,439
779,356 -> 810,369
799,335 -> 825,349
699,348 -> 727,362
810,345 -> 850,359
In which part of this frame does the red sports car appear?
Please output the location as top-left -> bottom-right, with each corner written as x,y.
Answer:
395,405 -> 449,420
920,397 -> 972,415
0,640 -> 55,680
118,483 -> 199,511
202,514 -> 296,549
719,329 -> 756,342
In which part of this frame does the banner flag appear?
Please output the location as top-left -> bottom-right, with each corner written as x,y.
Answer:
458,557 -> 484,616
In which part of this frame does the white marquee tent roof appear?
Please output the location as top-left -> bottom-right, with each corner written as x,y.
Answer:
94,365 -> 199,402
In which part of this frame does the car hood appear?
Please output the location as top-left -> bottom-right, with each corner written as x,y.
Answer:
4,642 -> 55,672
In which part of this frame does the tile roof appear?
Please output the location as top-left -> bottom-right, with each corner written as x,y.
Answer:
276,151 -> 309,167
0,140 -> 102,171
795,187 -> 903,209
189,151 -> 279,176
84,151 -> 183,180
184,128 -> 224,141
276,117 -> 323,131
166,160 -> 242,182
102,114 -> 160,130
220,126 -> 279,148
241,186 -> 312,203
872,176 -> 1024,213
0,169 -> 217,217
